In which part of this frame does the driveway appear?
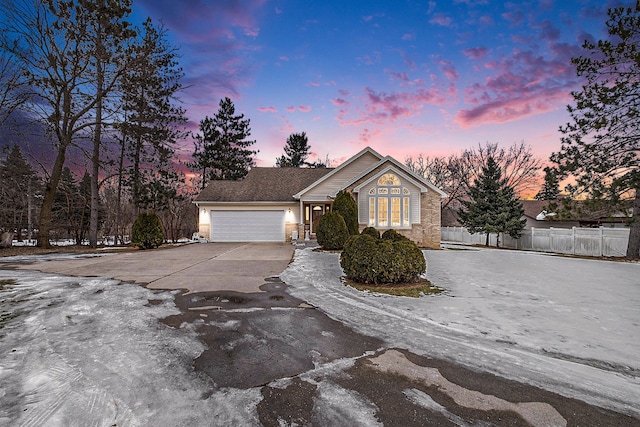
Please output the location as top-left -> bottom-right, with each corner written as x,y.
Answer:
7,242 -> 294,293
1,243 -> 638,426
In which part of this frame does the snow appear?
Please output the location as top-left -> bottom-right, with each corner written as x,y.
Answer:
1,245 -> 639,424
0,270 -> 262,426
280,246 -> 640,418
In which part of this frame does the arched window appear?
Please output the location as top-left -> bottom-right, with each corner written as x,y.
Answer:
368,173 -> 410,228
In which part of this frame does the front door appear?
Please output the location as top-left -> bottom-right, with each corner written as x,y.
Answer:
311,205 -> 325,234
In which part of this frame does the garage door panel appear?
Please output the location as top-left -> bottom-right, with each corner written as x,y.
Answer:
211,210 -> 284,242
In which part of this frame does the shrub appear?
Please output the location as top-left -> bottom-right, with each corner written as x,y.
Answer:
316,211 -> 349,250
333,190 -> 359,235
381,229 -> 408,242
131,212 -> 164,249
361,226 -> 380,239
340,229 -> 426,285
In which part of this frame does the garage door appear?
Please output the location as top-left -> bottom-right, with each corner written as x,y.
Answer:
210,210 -> 285,242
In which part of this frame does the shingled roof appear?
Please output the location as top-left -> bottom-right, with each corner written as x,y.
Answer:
194,167 -> 334,202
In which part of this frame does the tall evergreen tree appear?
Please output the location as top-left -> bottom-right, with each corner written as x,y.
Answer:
119,18 -> 187,210
551,4 -> 640,258
190,97 -> 257,185
458,156 -> 525,247
0,145 -> 40,240
276,132 -> 311,167
535,167 -> 560,200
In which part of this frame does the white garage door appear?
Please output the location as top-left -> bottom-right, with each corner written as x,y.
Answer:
210,210 -> 285,242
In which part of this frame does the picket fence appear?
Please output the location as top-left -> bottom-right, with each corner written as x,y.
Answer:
441,226 -> 630,257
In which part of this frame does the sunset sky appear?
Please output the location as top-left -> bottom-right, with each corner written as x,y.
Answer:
132,0 -> 627,169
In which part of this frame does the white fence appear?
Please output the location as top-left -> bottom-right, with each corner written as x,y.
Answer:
441,226 -> 630,257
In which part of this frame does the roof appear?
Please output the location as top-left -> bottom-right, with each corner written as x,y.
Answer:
194,167 -> 333,203
521,200 -> 549,219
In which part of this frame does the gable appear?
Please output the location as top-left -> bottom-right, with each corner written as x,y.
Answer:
294,147 -> 384,200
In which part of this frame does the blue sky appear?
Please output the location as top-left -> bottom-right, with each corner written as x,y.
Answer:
132,0 -> 627,168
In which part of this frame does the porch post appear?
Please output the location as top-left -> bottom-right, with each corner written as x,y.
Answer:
298,199 -> 304,239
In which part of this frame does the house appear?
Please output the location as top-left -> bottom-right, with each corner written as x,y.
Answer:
194,146 -> 447,248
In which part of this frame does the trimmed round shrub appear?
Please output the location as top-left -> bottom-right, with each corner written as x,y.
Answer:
340,232 -> 426,285
333,190 -> 359,235
316,211 -> 349,250
361,226 -> 380,239
131,212 -> 164,249
381,229 -> 409,242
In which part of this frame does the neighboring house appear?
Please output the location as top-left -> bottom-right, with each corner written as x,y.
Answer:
194,146 -> 447,248
442,200 -> 580,229
521,200 -> 580,229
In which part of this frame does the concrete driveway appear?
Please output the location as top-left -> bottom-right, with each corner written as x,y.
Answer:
9,242 -> 294,293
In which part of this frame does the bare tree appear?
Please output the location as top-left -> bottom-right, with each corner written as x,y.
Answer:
405,153 -> 469,210
406,141 -> 543,211
0,0 -> 132,247
462,141 -> 542,197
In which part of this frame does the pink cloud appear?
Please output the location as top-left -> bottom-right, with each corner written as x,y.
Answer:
298,105 -> 312,112
439,60 -> 459,81
258,106 -> 277,112
331,98 -> 348,106
463,47 -> 489,60
286,106 -> 296,112
429,13 -> 453,27
309,81 -> 320,87
455,43 -> 581,127
401,33 -> 415,41
479,15 -> 494,26
338,86 -> 448,127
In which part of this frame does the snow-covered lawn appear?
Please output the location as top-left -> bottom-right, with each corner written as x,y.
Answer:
280,246 -> 640,418
1,246 -> 638,424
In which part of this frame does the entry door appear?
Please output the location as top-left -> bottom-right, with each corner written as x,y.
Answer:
311,205 -> 325,233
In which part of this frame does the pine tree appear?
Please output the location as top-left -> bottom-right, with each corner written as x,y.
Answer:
119,18 -> 187,210
458,157 -> 525,247
0,145 -> 40,241
190,97 -> 258,184
535,167 -> 560,200
276,132 -> 311,167
551,4 -> 640,258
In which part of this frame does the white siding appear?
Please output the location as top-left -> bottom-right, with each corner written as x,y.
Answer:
210,210 -> 285,242
301,151 -> 381,200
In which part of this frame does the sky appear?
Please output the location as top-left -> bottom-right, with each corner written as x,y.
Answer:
130,0 -> 625,169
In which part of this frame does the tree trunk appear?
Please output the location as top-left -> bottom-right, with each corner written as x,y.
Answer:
37,144 -> 68,248
626,187 -> 640,259
485,232 -> 489,246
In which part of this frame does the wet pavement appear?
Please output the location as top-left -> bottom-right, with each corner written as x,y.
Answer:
163,275 -> 638,426
2,243 -> 639,426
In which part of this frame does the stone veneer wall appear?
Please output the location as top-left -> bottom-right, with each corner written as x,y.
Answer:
400,190 -> 442,249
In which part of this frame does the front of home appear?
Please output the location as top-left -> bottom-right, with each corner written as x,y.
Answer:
194,147 -> 446,248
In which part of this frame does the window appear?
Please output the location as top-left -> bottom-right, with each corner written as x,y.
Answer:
391,197 -> 401,226
378,173 -> 401,186
367,173 -> 410,228
378,197 -> 388,226
369,198 -> 375,226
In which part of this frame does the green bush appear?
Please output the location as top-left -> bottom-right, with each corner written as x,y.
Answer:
340,228 -> 426,285
381,229 -> 408,242
316,211 -> 350,250
131,212 -> 164,249
333,190 -> 359,235
361,226 -> 380,239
